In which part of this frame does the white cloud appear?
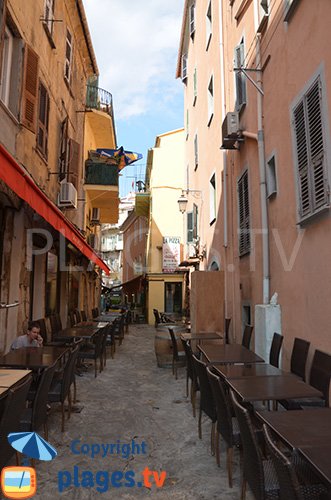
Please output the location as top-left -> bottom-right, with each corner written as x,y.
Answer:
83,0 -> 184,120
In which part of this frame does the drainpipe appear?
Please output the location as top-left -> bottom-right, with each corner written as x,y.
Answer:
256,34 -> 270,304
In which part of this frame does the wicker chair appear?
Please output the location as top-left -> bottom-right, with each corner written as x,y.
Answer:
242,324 -> 254,350
231,390 -> 279,500
269,333 -> 284,368
263,424 -> 328,500
207,366 -> 241,487
21,362 -> 57,440
0,376 -> 32,468
78,331 -> 103,378
192,354 -> 217,453
48,344 -> 80,431
290,338 -> 310,381
181,339 -> 199,417
168,327 -> 186,380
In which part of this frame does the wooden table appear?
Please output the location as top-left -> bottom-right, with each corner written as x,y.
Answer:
299,445 -> 331,486
228,376 -> 323,403
94,313 -> 121,322
256,408 -> 331,448
55,325 -> 102,340
257,408 -> 331,486
214,363 -> 293,379
0,346 -> 68,370
0,369 -> 32,387
180,332 -> 223,343
198,343 -> 264,364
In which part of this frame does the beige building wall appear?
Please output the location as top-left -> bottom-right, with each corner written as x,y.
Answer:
146,129 -> 186,325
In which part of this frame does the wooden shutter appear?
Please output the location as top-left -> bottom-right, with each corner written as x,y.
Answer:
189,3 -> 195,36
294,77 -> 327,218
187,211 -> 193,243
194,134 -> 198,168
22,45 -> 39,132
0,0 -> 6,78
235,40 -> 246,109
193,203 -> 198,240
37,82 -> 50,157
294,100 -> 310,217
306,79 -> 327,211
68,139 -> 80,188
193,67 -> 197,101
238,170 -> 250,255
59,117 -> 69,179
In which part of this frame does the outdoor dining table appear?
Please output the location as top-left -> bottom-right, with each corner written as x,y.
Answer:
55,325 -> 103,340
228,376 -> 323,404
0,368 -> 32,387
198,343 -> 264,364
0,346 -> 68,370
180,332 -> 223,343
256,408 -> 331,486
94,313 -> 121,322
213,363 -> 294,379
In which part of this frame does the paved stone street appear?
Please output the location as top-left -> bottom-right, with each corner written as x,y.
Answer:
32,324 -> 253,499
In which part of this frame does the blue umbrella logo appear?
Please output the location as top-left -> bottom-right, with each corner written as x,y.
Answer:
7,432 -> 57,461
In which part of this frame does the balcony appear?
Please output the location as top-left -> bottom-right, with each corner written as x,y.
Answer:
86,85 -> 113,118
84,156 -> 119,224
85,85 -> 116,151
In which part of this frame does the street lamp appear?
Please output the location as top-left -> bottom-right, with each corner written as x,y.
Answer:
177,189 -> 202,214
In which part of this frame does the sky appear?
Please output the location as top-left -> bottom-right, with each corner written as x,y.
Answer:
83,0 -> 185,197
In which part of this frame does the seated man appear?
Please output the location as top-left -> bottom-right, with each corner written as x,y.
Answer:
11,321 -> 43,349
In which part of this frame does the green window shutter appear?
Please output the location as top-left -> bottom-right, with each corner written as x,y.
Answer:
238,170 -> 250,255
187,211 -> 193,243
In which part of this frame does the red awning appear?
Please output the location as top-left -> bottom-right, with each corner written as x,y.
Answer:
0,144 -> 110,275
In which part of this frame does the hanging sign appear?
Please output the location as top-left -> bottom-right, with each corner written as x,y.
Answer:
162,236 -> 180,273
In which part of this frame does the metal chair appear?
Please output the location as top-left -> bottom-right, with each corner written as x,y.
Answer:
269,333 -> 284,368
263,424 -> 328,500
81,310 -> 87,322
230,390 -> 279,500
192,354 -> 217,453
74,310 -> 81,324
206,366 -> 241,487
242,324 -> 254,350
168,327 -> 186,380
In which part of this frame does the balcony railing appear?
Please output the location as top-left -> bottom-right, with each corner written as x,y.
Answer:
86,85 -> 113,118
85,159 -> 118,186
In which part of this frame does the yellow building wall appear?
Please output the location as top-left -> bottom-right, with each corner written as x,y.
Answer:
147,274 -> 185,326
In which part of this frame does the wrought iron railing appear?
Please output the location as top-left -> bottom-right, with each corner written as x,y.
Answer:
86,85 -> 113,117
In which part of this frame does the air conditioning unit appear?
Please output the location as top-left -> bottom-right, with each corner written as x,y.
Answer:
57,181 -> 77,209
221,112 -> 240,149
91,207 -> 101,224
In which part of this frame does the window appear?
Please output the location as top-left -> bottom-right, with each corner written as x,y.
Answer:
43,0 -> 55,43
207,75 -> 214,125
209,173 -> 216,224
189,2 -> 195,37
194,133 -> 198,169
284,0 -> 301,21
45,252 -> 58,315
238,169 -> 250,255
193,203 -> 198,240
293,76 -> 328,221
181,54 -> 187,82
206,1 -> 212,48
186,109 -> 189,139
37,82 -> 50,158
164,282 -> 182,314
234,38 -> 246,111
0,21 -> 24,119
266,155 -> 277,198
193,67 -> 197,105
64,28 -> 73,84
